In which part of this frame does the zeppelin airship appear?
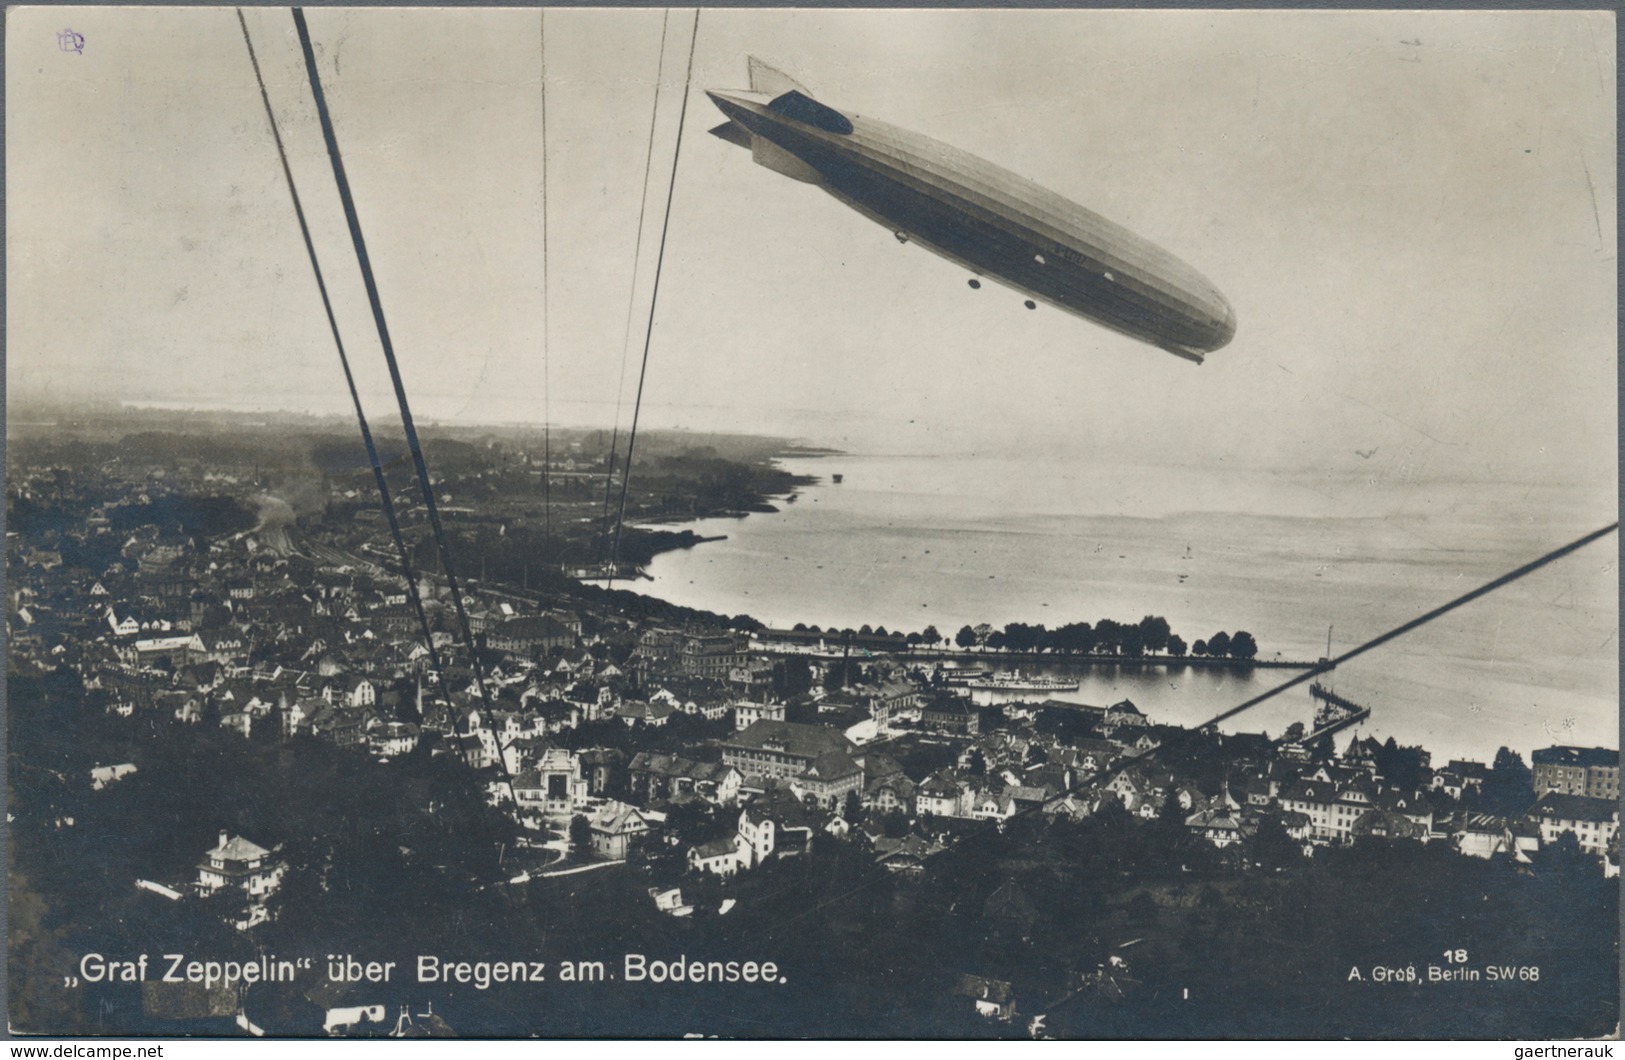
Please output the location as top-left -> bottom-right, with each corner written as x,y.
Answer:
707,59 -> 1236,364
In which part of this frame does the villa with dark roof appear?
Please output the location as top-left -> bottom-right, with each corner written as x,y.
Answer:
197,831 -> 284,898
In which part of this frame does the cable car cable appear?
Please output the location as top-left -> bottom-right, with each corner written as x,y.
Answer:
234,8 -> 449,699
289,8 -> 494,717
608,7 -> 701,589
601,11 -> 674,562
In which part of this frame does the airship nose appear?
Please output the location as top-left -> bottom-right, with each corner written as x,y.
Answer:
1215,296 -> 1237,349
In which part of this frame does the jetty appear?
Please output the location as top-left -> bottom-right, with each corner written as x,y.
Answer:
1301,682 -> 1371,743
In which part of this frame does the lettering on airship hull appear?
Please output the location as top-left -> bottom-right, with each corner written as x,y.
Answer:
1052,244 -> 1093,268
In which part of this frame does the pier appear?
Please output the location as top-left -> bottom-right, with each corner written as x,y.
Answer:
1301,681 -> 1371,743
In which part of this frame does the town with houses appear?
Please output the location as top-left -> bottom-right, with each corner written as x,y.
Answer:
6,420 -> 1619,1038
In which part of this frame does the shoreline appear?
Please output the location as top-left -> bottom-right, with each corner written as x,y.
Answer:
753,645 -> 1320,671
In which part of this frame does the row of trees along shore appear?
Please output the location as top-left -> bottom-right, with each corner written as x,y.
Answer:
788,615 -> 1260,659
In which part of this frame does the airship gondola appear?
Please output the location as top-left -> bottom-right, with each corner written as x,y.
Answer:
707,58 -> 1236,364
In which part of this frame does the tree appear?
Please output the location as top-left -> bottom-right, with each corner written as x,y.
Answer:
921,625 -> 941,647
1137,615 -> 1172,655
1247,813 -> 1302,871
569,813 -> 591,853
1192,639 -> 1207,656
1165,633 -> 1187,657
1093,618 -> 1124,655
877,809 -> 911,838
825,659 -> 861,690
773,656 -> 813,699
1228,630 -> 1259,660
955,625 -> 978,650
1206,631 -> 1232,658
1479,747 -> 1534,816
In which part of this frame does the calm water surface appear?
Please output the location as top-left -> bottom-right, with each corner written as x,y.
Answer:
622,454 -> 1616,764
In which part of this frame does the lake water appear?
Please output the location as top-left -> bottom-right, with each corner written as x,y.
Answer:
622,454 -> 1617,765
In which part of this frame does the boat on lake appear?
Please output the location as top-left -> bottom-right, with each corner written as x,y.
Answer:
961,670 -> 1080,692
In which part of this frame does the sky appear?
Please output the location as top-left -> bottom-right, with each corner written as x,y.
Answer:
6,7 -> 1617,488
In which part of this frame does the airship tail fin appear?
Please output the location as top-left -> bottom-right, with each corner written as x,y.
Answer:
752,134 -> 821,184
709,121 -> 751,150
748,56 -> 810,98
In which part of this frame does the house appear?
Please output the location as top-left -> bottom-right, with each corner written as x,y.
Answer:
89,763 -> 138,791
687,807 -> 780,879
197,832 -> 284,899
1104,699 -> 1149,729
970,791 -> 1017,821
487,615 -> 574,657
628,753 -> 743,807
511,748 -> 589,820
679,631 -> 748,679
1104,768 -> 1163,815
868,679 -> 921,722
1371,788 -> 1434,837
587,801 -> 649,860
733,699 -> 786,731
863,773 -> 917,814
745,789 -> 818,856
649,887 -> 693,917
789,749 -> 866,809
1351,808 -> 1429,842
577,748 -> 625,797
105,607 -> 142,638
721,721 -> 866,808
173,696 -> 203,725
1456,814 -> 1541,860
197,630 -> 247,664
1277,780 -> 1363,843
128,634 -> 205,670
219,711 -> 253,739
921,697 -> 979,736
952,975 -> 1016,1022
688,836 -> 748,878
345,678 -> 377,709
1007,784 -> 1053,812
367,720 -> 420,758
872,833 -> 945,875
916,770 -> 972,818
1532,746 -> 1620,801
617,699 -> 675,728
1528,792 -> 1619,857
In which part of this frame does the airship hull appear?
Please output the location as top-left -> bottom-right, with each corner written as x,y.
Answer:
709,75 -> 1235,362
